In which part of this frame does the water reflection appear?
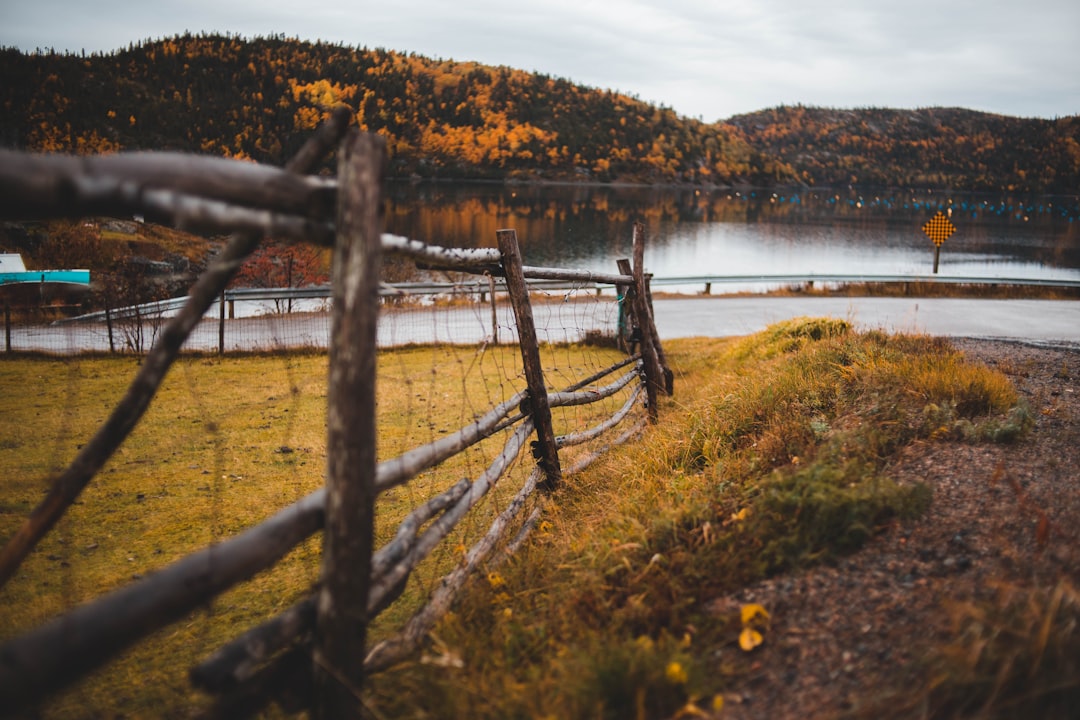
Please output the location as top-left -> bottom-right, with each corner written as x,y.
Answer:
384,183 -> 1080,283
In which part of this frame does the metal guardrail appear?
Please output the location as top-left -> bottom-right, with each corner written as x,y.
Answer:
55,273 -> 1080,325
650,273 -> 1080,291
221,273 -> 1080,301
57,278 -> 610,323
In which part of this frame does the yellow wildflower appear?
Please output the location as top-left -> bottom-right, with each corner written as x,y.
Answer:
665,661 -> 688,685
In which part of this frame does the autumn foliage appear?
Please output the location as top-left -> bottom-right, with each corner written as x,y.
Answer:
231,241 -> 329,290
1,34 -> 1078,192
729,105 -> 1080,193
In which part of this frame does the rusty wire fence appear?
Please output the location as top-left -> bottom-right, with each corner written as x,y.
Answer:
0,113 -> 672,718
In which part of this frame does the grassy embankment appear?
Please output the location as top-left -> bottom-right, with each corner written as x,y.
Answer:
2,319 -> 1075,718
365,319 -> 1070,720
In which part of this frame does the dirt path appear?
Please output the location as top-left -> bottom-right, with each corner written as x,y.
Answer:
706,338 -> 1080,719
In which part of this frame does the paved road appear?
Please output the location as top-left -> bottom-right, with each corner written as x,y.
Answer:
7,296 -> 1078,354
652,296 -> 1080,348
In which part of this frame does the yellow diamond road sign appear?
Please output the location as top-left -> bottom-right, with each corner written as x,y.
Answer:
922,211 -> 956,247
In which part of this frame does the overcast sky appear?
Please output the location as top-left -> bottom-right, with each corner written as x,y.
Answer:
2,0 -> 1077,122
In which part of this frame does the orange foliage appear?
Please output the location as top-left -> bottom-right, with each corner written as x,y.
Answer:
6,35 -> 1076,191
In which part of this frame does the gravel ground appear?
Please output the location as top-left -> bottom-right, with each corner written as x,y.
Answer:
704,338 -> 1080,720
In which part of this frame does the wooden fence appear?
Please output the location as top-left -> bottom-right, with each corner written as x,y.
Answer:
0,110 -> 672,718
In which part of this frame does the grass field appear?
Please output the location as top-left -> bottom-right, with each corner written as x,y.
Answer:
0,341 -> 630,717
0,321 -> 1042,718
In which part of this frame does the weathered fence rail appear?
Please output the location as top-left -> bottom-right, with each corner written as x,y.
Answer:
0,114 -> 672,717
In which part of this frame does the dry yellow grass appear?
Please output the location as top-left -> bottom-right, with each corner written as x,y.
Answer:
362,320 -> 1033,720
0,320 -> 1038,719
0,341 -> 628,717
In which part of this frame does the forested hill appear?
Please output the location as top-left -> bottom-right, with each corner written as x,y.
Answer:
729,105 -> 1080,193
2,33 -> 1078,193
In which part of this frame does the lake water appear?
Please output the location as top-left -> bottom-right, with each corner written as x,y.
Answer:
384,182 -> 1080,291
16,184 -> 1077,353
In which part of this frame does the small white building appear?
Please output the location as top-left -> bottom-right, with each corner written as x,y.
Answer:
0,254 -> 28,273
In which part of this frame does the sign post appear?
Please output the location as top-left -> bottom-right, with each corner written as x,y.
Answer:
921,211 -> 956,274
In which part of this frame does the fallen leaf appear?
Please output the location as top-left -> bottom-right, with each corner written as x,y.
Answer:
741,603 -> 770,626
1035,514 -> 1050,548
739,627 -> 764,651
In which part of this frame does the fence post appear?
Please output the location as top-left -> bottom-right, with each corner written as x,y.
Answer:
642,270 -> 673,395
486,273 -> 499,344
627,223 -> 665,420
496,229 -> 562,491
218,291 -> 225,356
315,130 -> 385,718
615,259 -> 633,353
619,257 -> 657,419
103,299 -> 115,353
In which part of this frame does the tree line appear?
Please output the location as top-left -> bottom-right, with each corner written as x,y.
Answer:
1,33 -> 1078,192
729,105 -> 1080,194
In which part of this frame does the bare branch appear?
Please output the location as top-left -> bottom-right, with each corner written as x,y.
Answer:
379,234 -> 634,286
564,418 -> 649,476
548,366 -> 641,409
519,265 -> 633,286
0,149 -> 335,222
365,466 -> 543,672
380,233 -> 502,268
26,173 -> 335,243
189,369 -> 644,690
556,382 -> 644,449
370,479 -> 471,581
366,420 -> 534,614
191,423 -> 534,693
191,597 -> 316,694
